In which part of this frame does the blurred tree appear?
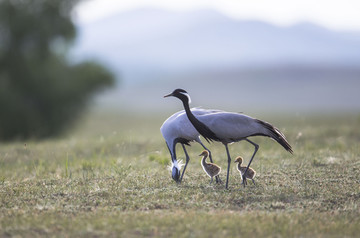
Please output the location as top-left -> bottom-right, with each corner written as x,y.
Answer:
0,0 -> 115,140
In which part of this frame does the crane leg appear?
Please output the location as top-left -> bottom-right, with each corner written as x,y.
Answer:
199,141 -> 221,184
179,144 -> 190,183
224,143 -> 232,189
241,175 -> 248,187
243,139 -> 259,187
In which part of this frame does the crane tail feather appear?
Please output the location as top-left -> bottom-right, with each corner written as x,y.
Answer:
255,119 -> 293,154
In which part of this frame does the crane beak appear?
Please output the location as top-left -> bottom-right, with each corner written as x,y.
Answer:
163,92 -> 173,98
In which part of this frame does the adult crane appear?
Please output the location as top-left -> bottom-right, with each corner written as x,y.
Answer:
161,109 -> 222,183
164,88 -> 293,189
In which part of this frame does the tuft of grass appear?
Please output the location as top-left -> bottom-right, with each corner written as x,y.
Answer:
64,152 -> 72,178
111,160 -> 132,181
81,160 -> 95,179
149,154 -> 169,166
312,157 -> 327,167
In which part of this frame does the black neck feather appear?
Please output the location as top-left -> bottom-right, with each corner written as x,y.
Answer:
181,99 -> 219,143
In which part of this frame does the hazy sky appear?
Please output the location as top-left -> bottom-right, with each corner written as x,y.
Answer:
74,0 -> 360,31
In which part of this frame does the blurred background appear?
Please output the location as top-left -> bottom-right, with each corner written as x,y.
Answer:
1,0 -> 360,140
72,0 -> 360,113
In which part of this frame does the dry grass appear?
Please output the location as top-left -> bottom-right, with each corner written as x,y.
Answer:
0,111 -> 360,237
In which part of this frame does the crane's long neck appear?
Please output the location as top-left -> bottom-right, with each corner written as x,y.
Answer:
201,154 -> 208,168
183,101 -> 202,130
237,162 -> 242,170
165,141 -> 176,163
182,100 -> 219,143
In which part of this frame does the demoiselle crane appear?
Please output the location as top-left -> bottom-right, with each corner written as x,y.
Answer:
164,88 -> 293,189
160,109 -> 221,183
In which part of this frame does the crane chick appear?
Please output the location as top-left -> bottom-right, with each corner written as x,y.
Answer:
234,156 -> 256,186
199,150 -> 221,184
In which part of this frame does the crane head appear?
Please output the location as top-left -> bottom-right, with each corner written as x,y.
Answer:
169,159 -> 183,183
172,166 -> 180,182
198,150 -> 209,157
234,156 -> 243,164
164,88 -> 192,104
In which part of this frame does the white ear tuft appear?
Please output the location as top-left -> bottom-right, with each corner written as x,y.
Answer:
167,163 -> 172,171
169,159 -> 184,171
177,159 -> 184,169
180,92 -> 192,104
168,160 -> 177,171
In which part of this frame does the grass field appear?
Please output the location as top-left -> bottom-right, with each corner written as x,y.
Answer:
1,110 -> 360,237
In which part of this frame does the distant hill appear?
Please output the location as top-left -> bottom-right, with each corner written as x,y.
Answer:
72,8 -> 360,81
71,8 -> 360,112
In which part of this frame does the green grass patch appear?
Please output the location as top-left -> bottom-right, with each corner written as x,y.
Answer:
0,111 -> 360,237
